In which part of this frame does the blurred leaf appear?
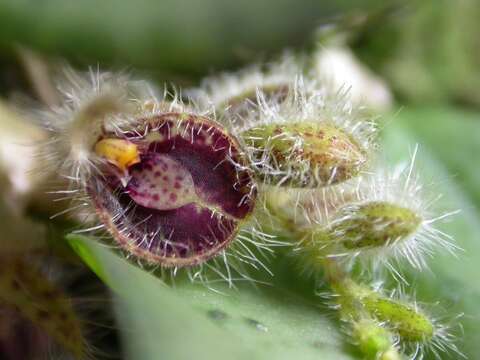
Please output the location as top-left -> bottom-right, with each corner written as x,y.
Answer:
390,106 -> 480,207
67,234 -> 354,360
382,106 -> 480,359
352,0 -> 480,107
0,0 -> 394,77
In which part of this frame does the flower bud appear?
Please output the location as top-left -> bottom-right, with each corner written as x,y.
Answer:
242,122 -> 367,187
363,296 -> 434,342
352,319 -> 401,360
330,201 -> 422,250
238,73 -> 376,189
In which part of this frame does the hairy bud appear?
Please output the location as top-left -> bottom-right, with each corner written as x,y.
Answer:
330,201 -> 422,250
352,319 -> 401,360
363,296 -> 434,342
242,122 -> 367,187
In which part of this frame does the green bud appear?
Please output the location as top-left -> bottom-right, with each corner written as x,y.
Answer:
380,348 -> 403,360
330,280 -> 404,360
352,319 -> 399,360
242,122 -> 367,188
364,296 -> 434,342
333,279 -> 434,345
330,201 -> 422,250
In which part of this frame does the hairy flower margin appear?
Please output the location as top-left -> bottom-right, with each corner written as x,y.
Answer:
35,57 -> 464,359
37,68 -> 284,288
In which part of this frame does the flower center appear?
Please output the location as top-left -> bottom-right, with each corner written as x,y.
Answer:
89,112 -> 256,267
127,153 -> 196,210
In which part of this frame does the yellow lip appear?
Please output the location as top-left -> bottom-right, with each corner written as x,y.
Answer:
94,138 -> 141,173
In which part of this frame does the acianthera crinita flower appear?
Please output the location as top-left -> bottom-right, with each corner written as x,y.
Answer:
88,112 -> 257,267
36,62 -> 464,359
236,77 -> 377,188
38,70 -> 270,278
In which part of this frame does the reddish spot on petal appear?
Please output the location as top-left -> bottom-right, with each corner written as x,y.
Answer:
126,152 -> 195,211
89,113 -> 257,267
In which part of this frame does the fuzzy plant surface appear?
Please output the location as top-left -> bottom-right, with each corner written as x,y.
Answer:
65,106 -> 480,360
2,2 -> 477,360
26,52 -> 479,360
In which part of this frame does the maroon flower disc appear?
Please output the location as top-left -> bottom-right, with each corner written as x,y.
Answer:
88,112 -> 257,267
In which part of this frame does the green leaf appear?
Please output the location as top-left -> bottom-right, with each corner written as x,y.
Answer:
353,1 -> 480,107
67,234 -> 354,360
382,106 -> 480,359
390,106 -> 480,207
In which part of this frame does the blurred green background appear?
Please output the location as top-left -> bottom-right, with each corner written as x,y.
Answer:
0,0 -> 479,359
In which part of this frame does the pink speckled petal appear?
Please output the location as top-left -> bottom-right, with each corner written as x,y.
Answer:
127,153 -> 196,210
88,113 -> 257,267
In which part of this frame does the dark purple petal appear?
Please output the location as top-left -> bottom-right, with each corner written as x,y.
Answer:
89,113 -> 256,267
